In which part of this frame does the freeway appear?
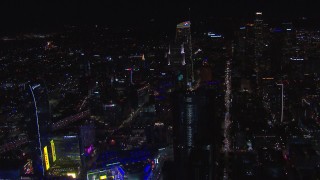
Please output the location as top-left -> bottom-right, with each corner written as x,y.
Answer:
0,136 -> 29,154
52,110 -> 90,130
118,106 -> 144,129
222,47 -> 233,180
0,110 -> 90,153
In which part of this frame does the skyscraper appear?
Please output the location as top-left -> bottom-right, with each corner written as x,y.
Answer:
79,54 -> 93,96
50,134 -> 81,178
172,87 -> 216,180
176,21 -> 192,46
25,82 -> 52,176
254,12 -> 265,86
254,12 -> 264,60
167,21 -> 194,88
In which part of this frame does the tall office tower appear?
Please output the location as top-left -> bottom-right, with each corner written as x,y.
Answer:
254,12 -> 264,60
79,54 -> 93,96
25,82 -> 52,176
173,91 -> 197,154
102,101 -> 121,126
172,88 -> 215,180
50,134 -> 81,178
79,125 -> 95,172
254,12 -> 265,86
176,21 -> 192,46
236,26 -> 247,55
167,21 -> 194,88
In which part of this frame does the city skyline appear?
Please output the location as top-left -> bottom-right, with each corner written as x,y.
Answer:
0,0 -> 319,33
1,1 -> 320,179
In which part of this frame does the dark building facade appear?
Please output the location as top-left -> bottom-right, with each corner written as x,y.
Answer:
25,82 -> 52,177
171,87 -> 216,180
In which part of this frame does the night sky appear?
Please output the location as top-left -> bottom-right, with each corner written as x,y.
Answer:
0,0 -> 318,33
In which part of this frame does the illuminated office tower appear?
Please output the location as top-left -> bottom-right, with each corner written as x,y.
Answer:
282,22 -> 295,70
79,54 -> 93,96
25,82 -> 52,176
254,12 -> 264,59
101,101 -> 121,126
253,12 -> 265,85
176,21 -> 192,46
175,92 -> 198,151
236,26 -> 247,54
167,21 -> 194,87
54,135 -> 80,163
50,135 -> 81,178
46,126 -> 95,178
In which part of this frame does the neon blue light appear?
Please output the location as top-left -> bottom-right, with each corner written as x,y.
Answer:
106,162 -> 120,167
209,35 -> 222,38
29,85 -> 45,176
32,84 -> 40,90
144,167 -> 152,180
207,80 -> 221,85
208,32 -> 222,38
144,165 -> 151,173
117,167 -> 125,176
272,28 -> 282,32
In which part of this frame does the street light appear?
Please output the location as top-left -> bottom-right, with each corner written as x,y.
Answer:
277,83 -> 284,123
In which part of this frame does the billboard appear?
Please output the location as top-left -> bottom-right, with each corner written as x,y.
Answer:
100,175 -> 107,180
23,159 -> 34,174
44,146 -> 50,170
67,172 -> 76,178
50,140 -> 56,162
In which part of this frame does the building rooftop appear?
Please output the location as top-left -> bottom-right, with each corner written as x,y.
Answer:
176,21 -> 191,29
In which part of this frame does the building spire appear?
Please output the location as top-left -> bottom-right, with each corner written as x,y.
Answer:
168,45 -> 171,65
141,54 -> 145,61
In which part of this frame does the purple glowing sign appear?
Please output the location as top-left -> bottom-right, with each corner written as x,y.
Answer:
85,144 -> 94,155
